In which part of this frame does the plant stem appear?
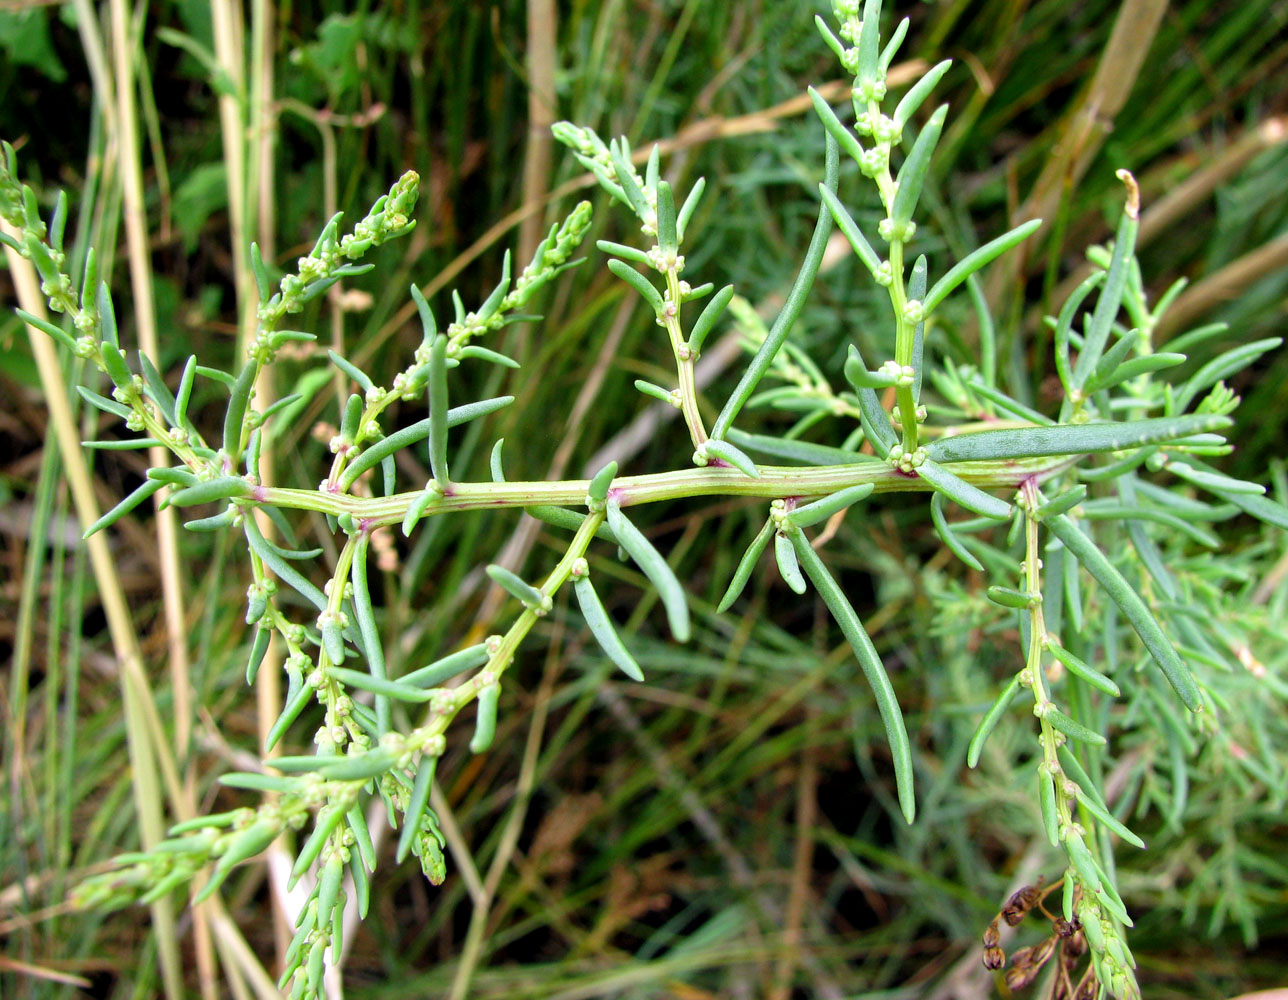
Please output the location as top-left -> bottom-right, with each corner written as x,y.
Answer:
260,454 -> 1078,521
663,266 -> 707,447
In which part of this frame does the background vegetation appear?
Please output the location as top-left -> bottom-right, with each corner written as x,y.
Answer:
2,0 -> 1286,997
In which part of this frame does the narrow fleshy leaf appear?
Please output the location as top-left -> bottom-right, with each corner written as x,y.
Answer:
401,643 -> 491,688
908,255 -> 927,403
607,258 -> 665,313
635,379 -> 674,403
526,505 -> 620,544
1173,337 -> 1281,413
174,356 -> 197,428
402,483 -> 439,536
82,478 -> 165,538
246,627 -> 271,685
427,334 -> 450,486
1080,501 -> 1219,549
609,141 -> 649,221
843,343 -> 897,455
687,284 -> 735,355
717,518 -> 775,612
1072,182 -> 1139,388
1073,784 -> 1145,849
222,363 -> 257,458
922,219 -> 1042,317
1046,643 -> 1120,697
84,438 -> 168,454
249,242 -> 269,300
136,353 -> 177,424
194,819 -> 279,903
244,517 -> 327,610
967,672 -> 1022,767
606,500 -> 690,642
1037,484 -> 1086,520
1043,706 -> 1107,745
808,87 -> 866,165
349,854 -> 370,919
711,134 -> 838,439
786,483 -> 875,528
1039,768 -> 1060,847
1053,272 -> 1105,392
165,476 -> 252,508
791,532 -> 915,823
314,747 -> 398,781
458,345 -> 519,368
819,184 -> 882,276
774,531 -> 807,594
410,284 -> 437,340
338,394 -> 364,445
476,250 -> 511,322
218,772 -> 300,793
930,492 -> 984,572
15,309 -> 78,353
702,438 -> 759,478
917,459 -> 1011,520
856,0 -> 883,88
845,366 -> 898,389
596,239 -> 650,266
926,414 -> 1228,464
329,350 -> 375,392
655,180 -> 677,253
1201,488 -> 1288,531
470,683 -> 500,753
340,396 -> 512,489
891,105 -> 947,227
879,17 -> 910,73
291,806 -> 348,880
1167,461 -> 1263,496
1063,831 -> 1103,897
97,280 -> 119,348
676,177 -> 705,241
893,59 -> 952,132
327,667 -> 432,703
320,616 -> 346,665
396,754 -> 438,863
184,509 -> 237,532
1047,513 -> 1200,710
195,363 -> 236,386
987,585 -> 1037,609
574,575 -> 644,681
1088,352 -> 1185,394
486,565 -> 548,610
99,342 -> 133,389
726,428 -> 863,466
814,15 -> 847,65
588,461 -> 617,504
76,385 -> 132,420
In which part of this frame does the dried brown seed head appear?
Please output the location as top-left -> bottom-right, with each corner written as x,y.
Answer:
983,946 -> 1007,970
1003,883 -> 1043,925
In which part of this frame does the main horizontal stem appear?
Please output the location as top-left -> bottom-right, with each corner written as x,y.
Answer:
259,454 -> 1079,525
